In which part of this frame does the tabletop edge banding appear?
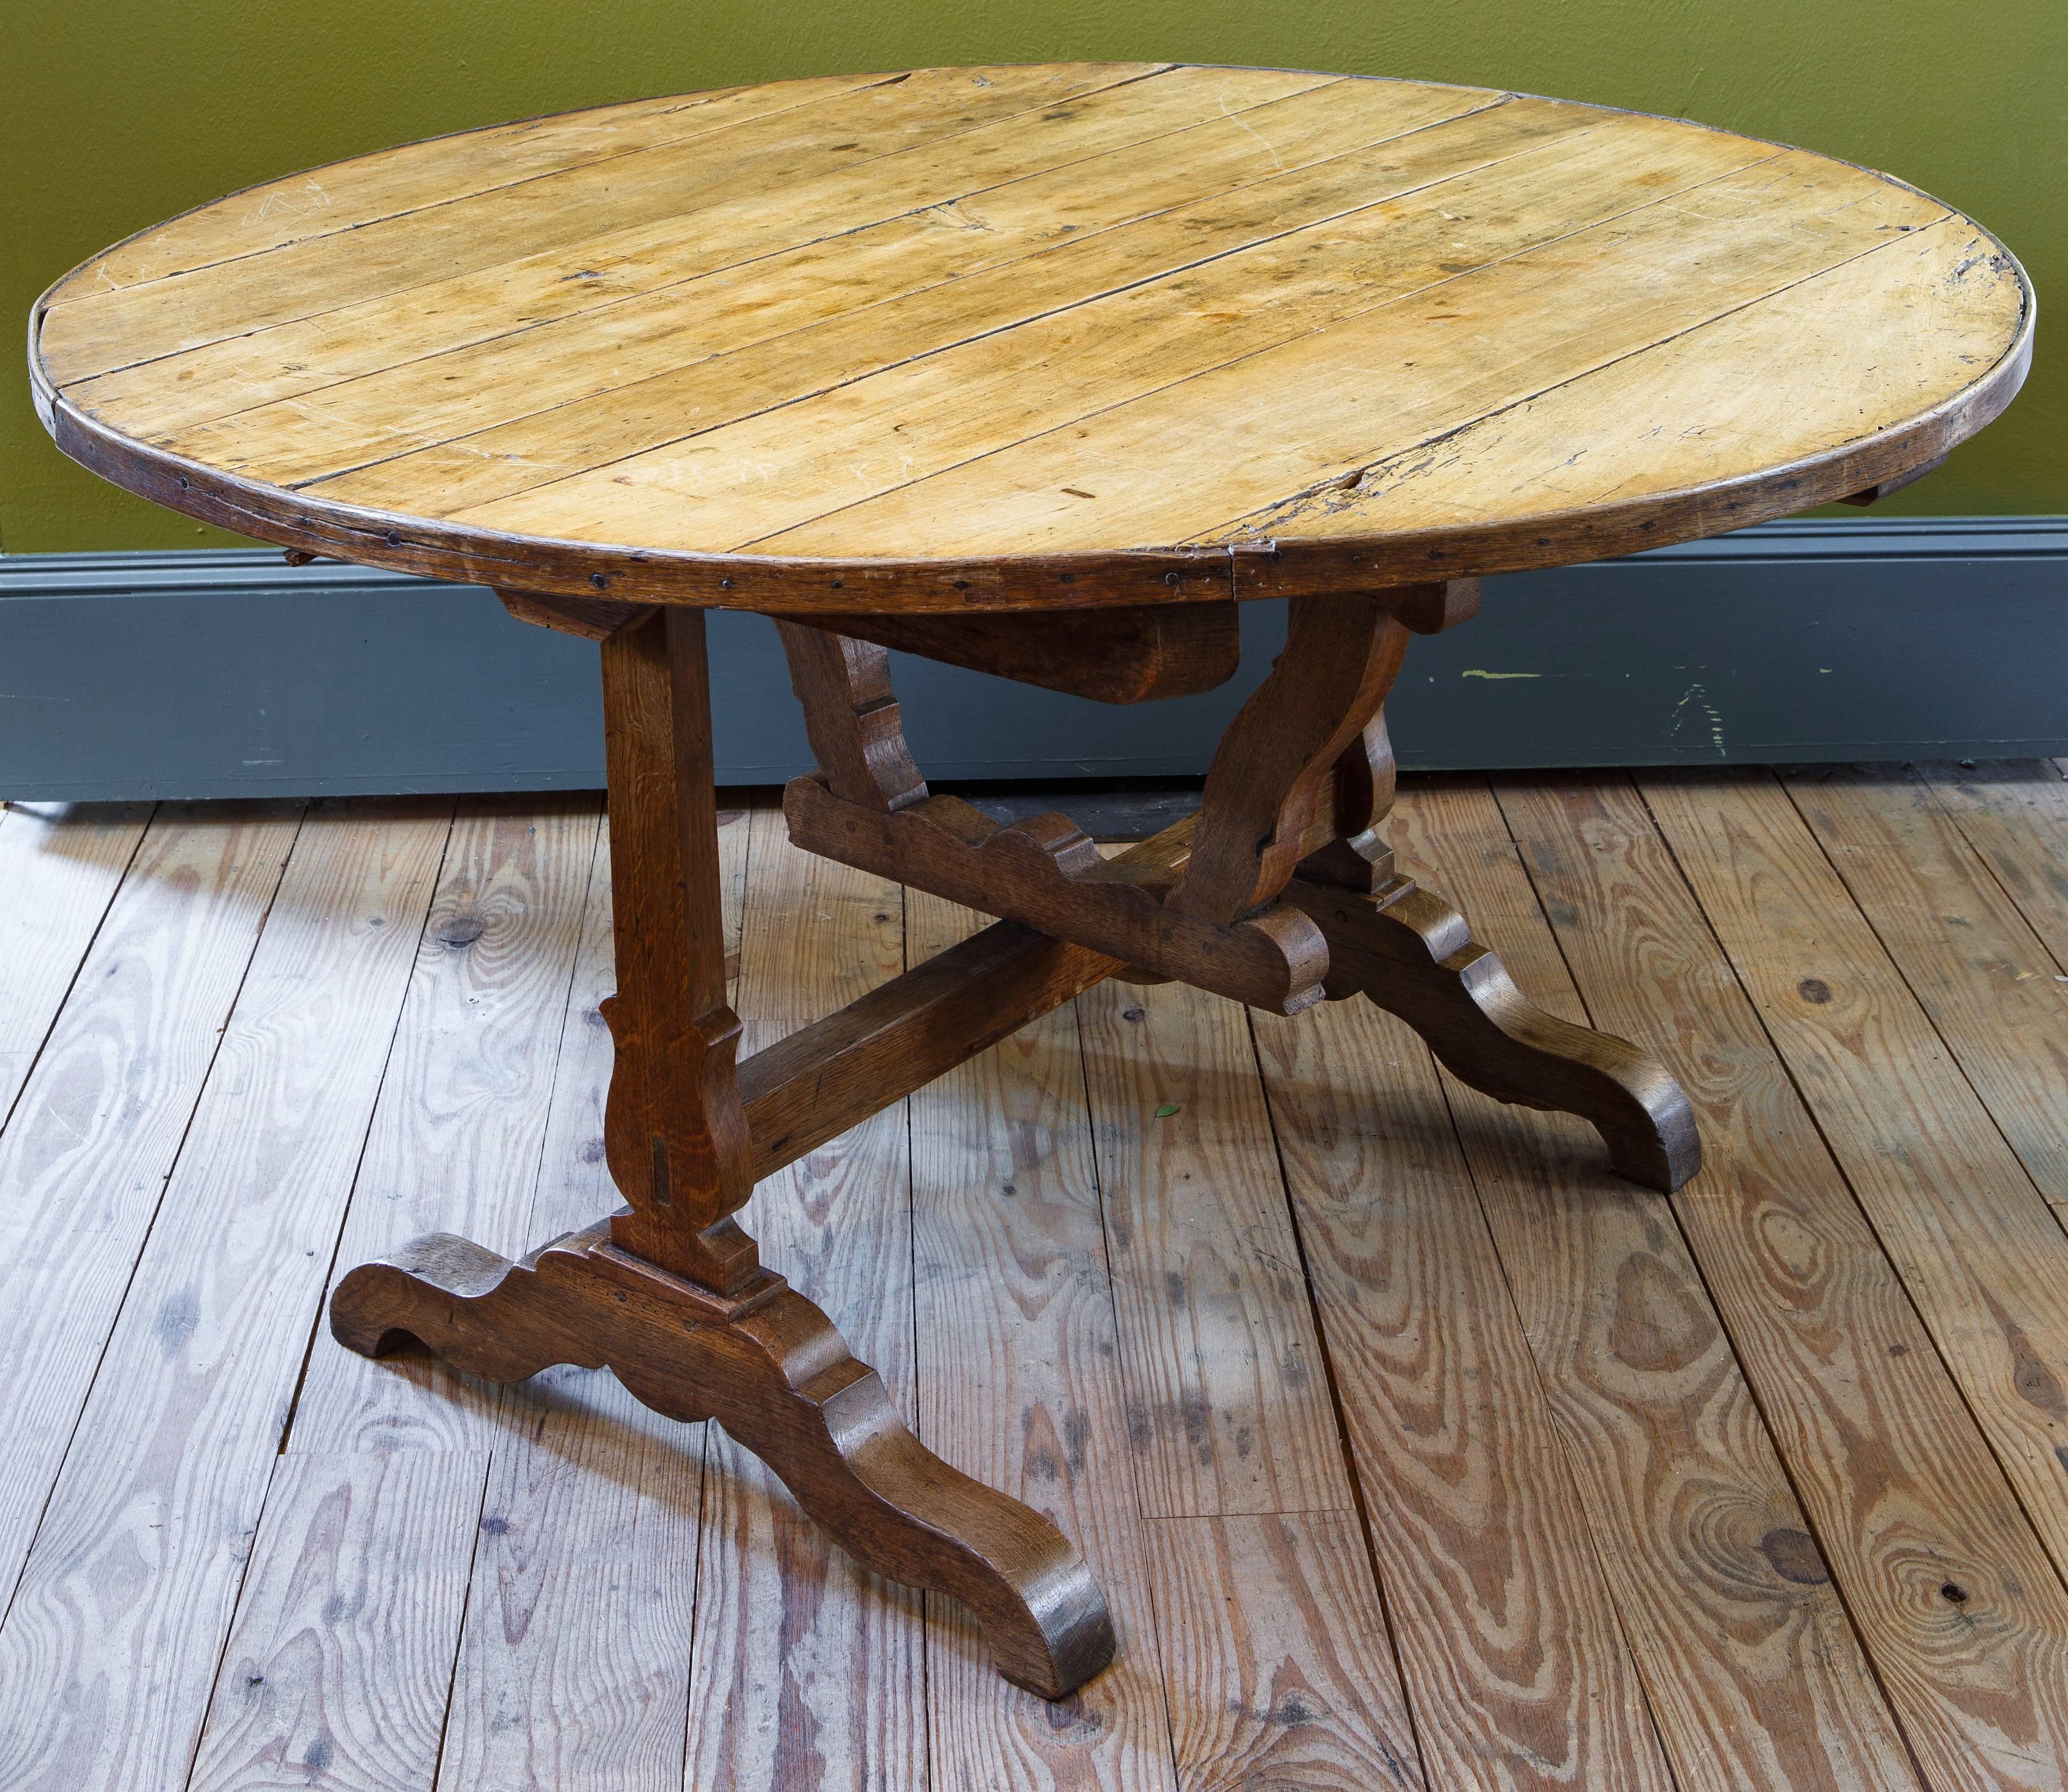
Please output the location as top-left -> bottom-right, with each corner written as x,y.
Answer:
30,65 -> 2035,614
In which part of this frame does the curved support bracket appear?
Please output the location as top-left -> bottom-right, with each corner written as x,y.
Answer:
1283,874 -> 1700,1192
332,1221 -> 1117,1699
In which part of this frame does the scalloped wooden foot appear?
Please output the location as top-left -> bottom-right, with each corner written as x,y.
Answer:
331,1218 -> 1116,1699
1284,873 -> 1701,1193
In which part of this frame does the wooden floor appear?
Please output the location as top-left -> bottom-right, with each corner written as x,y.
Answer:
3,765 -> 2068,1791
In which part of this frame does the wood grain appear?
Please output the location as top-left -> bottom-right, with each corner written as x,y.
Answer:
62,72 -> 1486,454
17,776 -> 2068,1777
1394,779 -> 1918,1792
905,886 -> 1178,1790
1077,965 -> 1350,1520
286,794 -> 604,1456
773,619 -> 930,811
680,808 -> 927,1790
33,67 -> 2027,613
39,64 -> 1171,375
1638,772 -> 2068,1595
0,800 -> 151,1122
0,803 -> 300,1607
784,778 -> 1327,1014
1224,221 -> 2026,572
196,92 -> 1577,503
1174,594 -> 1407,922
432,807 -> 733,1792
1251,987 -> 1676,1791
1144,1513 -> 1422,1792
1498,771 -> 2068,1790
47,77 -> 867,292
187,1451 -> 489,1792
331,1217 -> 1115,1700
1921,763 -> 2068,979
736,813 -> 1202,1186
596,607 -> 759,1290
459,120 -> 1781,555
0,800 -> 451,1792
1784,766 -> 2068,1204
752,153 -> 1953,564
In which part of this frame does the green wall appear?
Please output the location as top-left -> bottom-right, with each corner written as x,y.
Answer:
7,1 -> 2059,553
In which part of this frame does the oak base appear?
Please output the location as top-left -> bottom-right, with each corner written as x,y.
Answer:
330,1217 -> 1117,1699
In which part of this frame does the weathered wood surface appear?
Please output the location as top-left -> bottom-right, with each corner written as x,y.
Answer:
902,887 -> 1178,1788
1637,772 -> 2068,1607
0,804 -> 300,1606
1146,1512 -> 1424,1792
0,801 -> 451,1792
1395,780 -> 1920,1791
287,794 -> 604,1455
1077,967 -> 1351,1521
0,799 -> 152,1120
1921,762 -> 2068,979
187,1450 -> 490,1792
34,68 -> 2028,610
1251,980 -> 1676,1790
11,775 -> 2068,1785
736,817 -> 1197,1181
331,1219 -> 1115,1700
1498,772 -> 2068,1789
435,809 -> 720,1792
1784,764 -> 2068,1205
683,809 -> 929,1786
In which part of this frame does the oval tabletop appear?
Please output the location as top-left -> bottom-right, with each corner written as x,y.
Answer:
30,62 -> 2031,613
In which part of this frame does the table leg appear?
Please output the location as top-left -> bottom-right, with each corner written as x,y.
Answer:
330,605 -> 1116,1699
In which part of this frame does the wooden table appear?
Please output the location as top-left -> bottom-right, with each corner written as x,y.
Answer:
30,62 -> 2030,1700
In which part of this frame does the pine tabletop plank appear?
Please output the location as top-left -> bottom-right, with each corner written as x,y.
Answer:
29,65 -> 2030,611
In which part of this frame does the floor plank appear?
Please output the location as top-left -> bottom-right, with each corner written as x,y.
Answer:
1784,766 -> 2068,1208
1395,779 -> 1918,1792
1077,973 -> 1350,1520
1144,1512 -> 1421,1792
1498,770 -> 2068,1790
905,887 -> 1179,1792
1920,761 -> 2068,977
1252,990 -> 1676,1792
9,770 -> 2068,1788
187,1451 -> 490,1792
1636,771 -> 2068,1596
0,800 -> 153,1122
286,794 -> 603,1457
681,808 -> 927,1792
0,799 -> 451,1792
436,805 -> 743,1792
0,803 -> 300,1610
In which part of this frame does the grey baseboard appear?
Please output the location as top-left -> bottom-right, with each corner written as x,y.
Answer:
3,517 -> 2063,802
